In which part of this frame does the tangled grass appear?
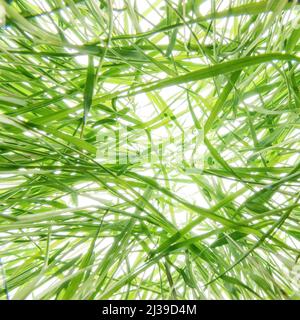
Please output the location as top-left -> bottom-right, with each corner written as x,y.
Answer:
0,0 -> 300,300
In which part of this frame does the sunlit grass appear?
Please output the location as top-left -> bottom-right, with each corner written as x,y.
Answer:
0,0 -> 300,300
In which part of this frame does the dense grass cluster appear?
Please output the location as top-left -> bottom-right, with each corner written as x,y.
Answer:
0,0 -> 300,299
